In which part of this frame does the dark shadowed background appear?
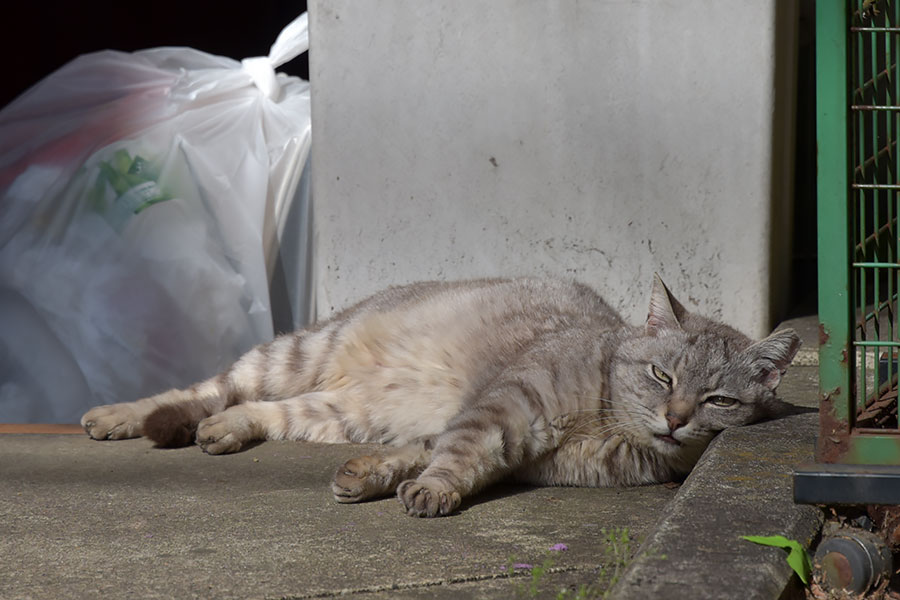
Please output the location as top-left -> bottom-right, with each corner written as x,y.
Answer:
3,1 -> 309,109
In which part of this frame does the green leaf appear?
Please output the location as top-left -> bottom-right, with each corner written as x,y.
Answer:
741,535 -> 811,584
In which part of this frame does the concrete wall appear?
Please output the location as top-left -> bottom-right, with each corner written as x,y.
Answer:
308,1 -> 797,338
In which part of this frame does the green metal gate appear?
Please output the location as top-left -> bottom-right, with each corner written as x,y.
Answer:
794,0 -> 900,504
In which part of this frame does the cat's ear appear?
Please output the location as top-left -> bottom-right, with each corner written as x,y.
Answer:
744,328 -> 802,390
646,274 -> 685,334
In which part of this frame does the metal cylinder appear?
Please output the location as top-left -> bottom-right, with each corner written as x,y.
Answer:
814,529 -> 893,595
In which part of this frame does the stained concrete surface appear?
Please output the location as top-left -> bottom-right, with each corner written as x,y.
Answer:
0,436 -> 675,599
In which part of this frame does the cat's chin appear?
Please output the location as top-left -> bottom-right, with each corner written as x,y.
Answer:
651,433 -> 684,452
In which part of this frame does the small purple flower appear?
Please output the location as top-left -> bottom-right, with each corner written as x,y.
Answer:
512,563 -> 533,569
549,543 -> 568,552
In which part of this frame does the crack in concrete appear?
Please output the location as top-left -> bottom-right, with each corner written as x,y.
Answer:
279,565 -> 583,598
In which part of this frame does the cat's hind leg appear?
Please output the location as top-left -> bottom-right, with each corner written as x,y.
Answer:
81,382 -> 221,442
83,328 -> 329,445
332,437 -> 434,503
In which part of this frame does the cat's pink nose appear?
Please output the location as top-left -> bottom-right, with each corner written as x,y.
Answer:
665,414 -> 685,432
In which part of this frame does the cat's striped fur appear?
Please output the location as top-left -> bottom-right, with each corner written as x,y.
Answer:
81,276 -> 800,517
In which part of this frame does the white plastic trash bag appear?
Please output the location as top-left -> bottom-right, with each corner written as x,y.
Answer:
0,14 -> 312,423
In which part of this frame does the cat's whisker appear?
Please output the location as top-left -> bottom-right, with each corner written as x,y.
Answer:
563,398 -> 658,422
558,410 -> 649,428
569,393 -> 652,408
561,418 -> 636,441
558,410 -> 637,420
565,423 -> 634,442
565,404 -> 635,412
557,405 -> 645,417
586,402 -> 632,410
553,417 -> 632,439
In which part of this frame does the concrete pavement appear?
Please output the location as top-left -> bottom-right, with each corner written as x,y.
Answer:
0,434 -> 677,599
0,319 -> 824,599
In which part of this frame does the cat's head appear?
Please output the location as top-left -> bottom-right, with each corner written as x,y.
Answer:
608,275 -> 801,460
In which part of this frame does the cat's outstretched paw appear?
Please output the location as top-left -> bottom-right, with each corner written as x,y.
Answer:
333,456 -> 378,502
81,403 -> 143,440
332,455 -> 393,503
196,410 -> 252,455
397,479 -> 461,517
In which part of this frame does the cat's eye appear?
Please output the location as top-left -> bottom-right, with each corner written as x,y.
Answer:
705,396 -> 739,408
650,365 -> 672,386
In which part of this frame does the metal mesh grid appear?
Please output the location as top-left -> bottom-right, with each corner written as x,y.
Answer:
851,0 -> 900,429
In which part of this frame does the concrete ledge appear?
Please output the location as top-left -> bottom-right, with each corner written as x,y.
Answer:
611,404 -> 823,599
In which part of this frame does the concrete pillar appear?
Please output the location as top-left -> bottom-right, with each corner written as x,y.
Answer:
309,1 -> 798,338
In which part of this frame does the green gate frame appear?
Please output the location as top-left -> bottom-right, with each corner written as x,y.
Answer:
795,0 -> 900,504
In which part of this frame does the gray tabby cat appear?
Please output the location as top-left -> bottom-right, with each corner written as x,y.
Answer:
81,276 -> 800,517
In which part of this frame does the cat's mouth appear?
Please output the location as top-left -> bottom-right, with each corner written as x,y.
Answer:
654,433 -> 682,447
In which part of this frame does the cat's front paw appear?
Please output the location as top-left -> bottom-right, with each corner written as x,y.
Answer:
196,410 -> 252,455
332,455 -> 391,503
81,403 -> 143,440
397,478 -> 461,517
